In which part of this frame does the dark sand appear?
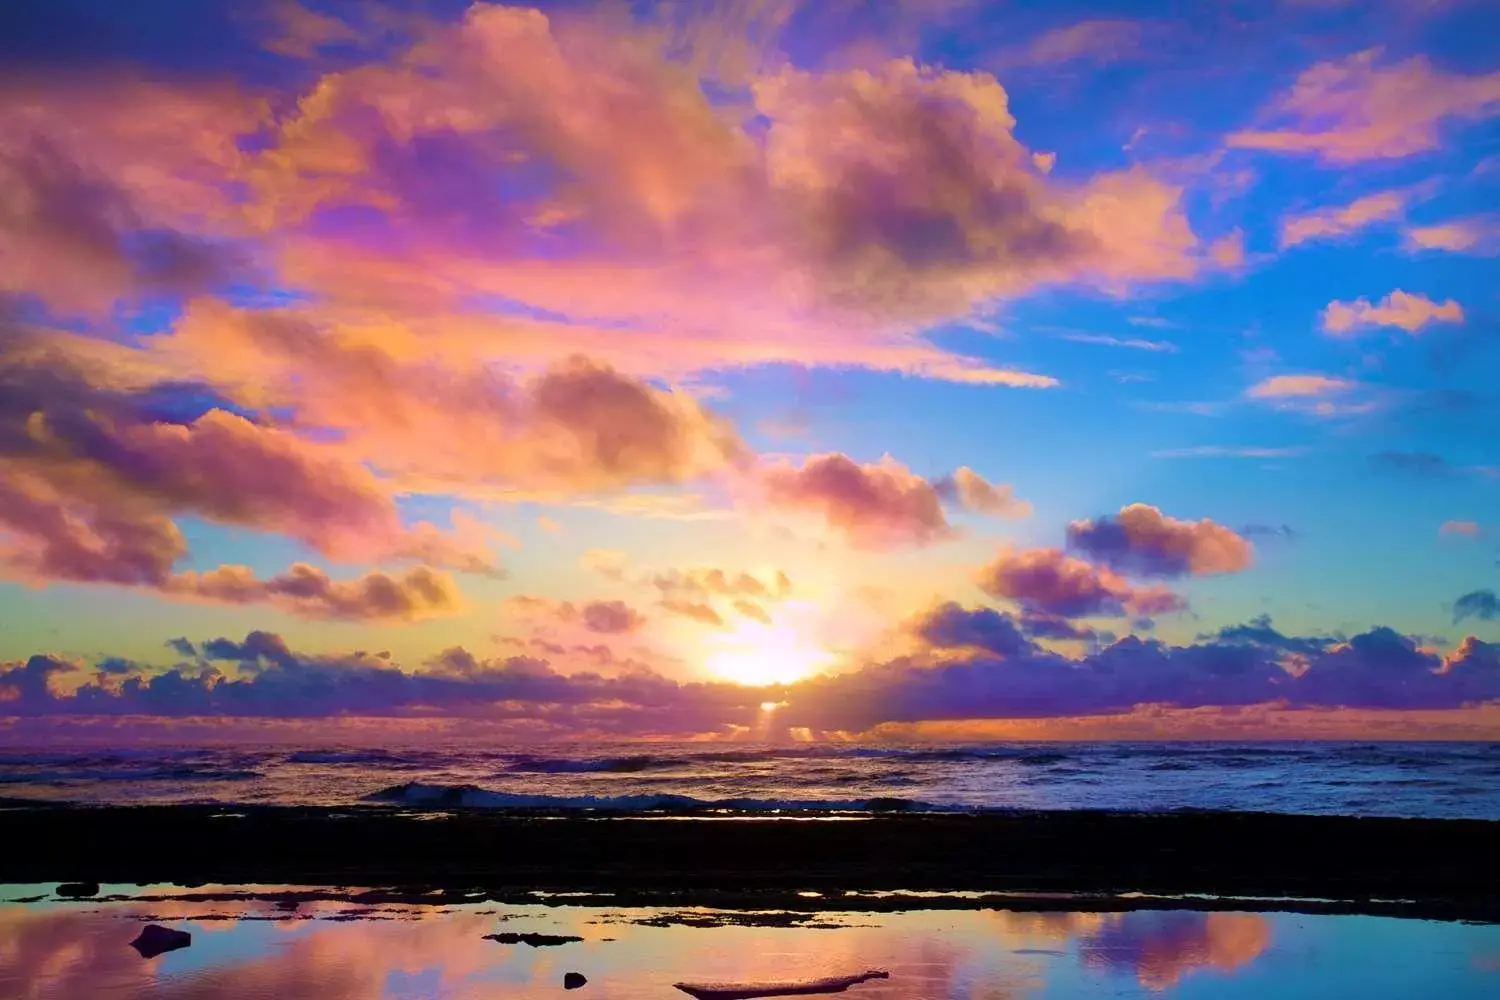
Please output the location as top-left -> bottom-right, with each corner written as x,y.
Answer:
3,803 -> 1496,922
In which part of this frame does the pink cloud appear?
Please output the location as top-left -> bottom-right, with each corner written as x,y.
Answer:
1227,48 -> 1500,163
0,77 -> 266,315
1280,190 -> 1408,247
155,304 -> 750,496
932,467 -> 1032,519
1246,374 -> 1356,398
997,19 -> 1147,68
1321,290 -> 1465,336
1067,503 -> 1254,577
0,466 -> 464,622
759,453 -> 952,549
1208,229 -> 1247,269
1403,216 -> 1500,255
1439,520 -> 1484,539
976,546 -> 1186,619
580,599 -> 646,634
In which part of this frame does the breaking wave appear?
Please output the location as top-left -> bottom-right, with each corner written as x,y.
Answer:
365,782 -> 948,813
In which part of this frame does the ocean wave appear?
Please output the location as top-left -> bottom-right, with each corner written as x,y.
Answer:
285,750 -> 415,766
0,766 -> 263,784
364,782 -> 948,813
505,755 -> 680,774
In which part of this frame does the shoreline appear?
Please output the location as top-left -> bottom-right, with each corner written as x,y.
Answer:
3,803 -> 1497,923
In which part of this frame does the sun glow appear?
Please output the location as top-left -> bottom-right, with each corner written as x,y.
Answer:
704,621 -> 834,686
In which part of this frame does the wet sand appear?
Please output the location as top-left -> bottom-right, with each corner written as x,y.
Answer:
2,803 -> 1496,922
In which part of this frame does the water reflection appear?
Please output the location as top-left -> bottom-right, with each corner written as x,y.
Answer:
1,889 -> 1496,999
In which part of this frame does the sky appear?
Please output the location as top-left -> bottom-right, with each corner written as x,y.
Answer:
1,0 -> 1498,741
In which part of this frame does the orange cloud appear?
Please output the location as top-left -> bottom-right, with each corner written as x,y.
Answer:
932,467 -> 1032,518
1246,374 -> 1355,398
1280,189 -> 1407,247
733,598 -> 773,624
1208,228 -> 1247,269
154,303 -> 749,497
1227,48 -> 1500,163
1439,519 -> 1483,538
658,599 -> 726,627
976,546 -> 1185,618
1321,290 -> 1465,335
1067,503 -> 1253,577
652,567 -> 793,600
759,453 -> 952,549
1403,216 -> 1500,255
167,563 -> 464,622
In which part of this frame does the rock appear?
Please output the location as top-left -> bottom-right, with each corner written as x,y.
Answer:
673,970 -> 891,1000
564,972 -> 588,990
130,924 -> 192,959
56,882 -> 99,898
483,932 -> 584,947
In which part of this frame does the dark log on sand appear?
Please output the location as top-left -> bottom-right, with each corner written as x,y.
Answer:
674,970 -> 890,1000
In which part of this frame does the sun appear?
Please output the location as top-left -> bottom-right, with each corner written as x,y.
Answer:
703,621 -> 832,686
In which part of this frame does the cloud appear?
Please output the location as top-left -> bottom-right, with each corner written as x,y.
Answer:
1439,520 -> 1484,539
652,568 -> 793,600
759,453 -> 952,548
931,467 -> 1031,518
1208,229 -> 1247,270
145,7 -> 1194,389
580,549 -> 630,581
580,599 -> 645,634
1226,48 -> 1500,163
1067,504 -> 1254,578
1321,290 -> 1465,336
732,599 -> 772,624
6,616 -> 1499,730
156,305 -> 752,496
1403,216 -> 1500,255
1058,333 -> 1178,352
997,19 -> 1146,68
166,563 -> 464,622
657,599 -> 726,627
910,602 -> 1034,657
1241,523 -> 1300,540
1279,190 -> 1407,247
0,78 -> 266,315
1453,589 -> 1499,623
976,546 -> 1186,619
1246,374 -> 1355,399
1081,912 -> 1270,991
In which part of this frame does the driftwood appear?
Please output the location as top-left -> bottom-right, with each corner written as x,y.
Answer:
674,970 -> 890,1000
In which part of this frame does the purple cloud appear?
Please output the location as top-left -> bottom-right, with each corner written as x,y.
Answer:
4,617 -> 1497,734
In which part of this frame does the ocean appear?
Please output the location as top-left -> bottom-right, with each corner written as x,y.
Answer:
3,740 -> 1498,818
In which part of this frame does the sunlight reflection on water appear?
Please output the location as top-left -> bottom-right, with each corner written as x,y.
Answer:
2,887 -> 1498,999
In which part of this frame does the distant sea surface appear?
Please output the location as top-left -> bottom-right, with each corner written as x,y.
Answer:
2,741 -> 1498,819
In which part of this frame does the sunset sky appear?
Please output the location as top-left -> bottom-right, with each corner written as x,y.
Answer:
2,0 -> 1498,739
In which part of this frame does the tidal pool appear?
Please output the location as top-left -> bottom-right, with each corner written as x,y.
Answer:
3,886 -> 1497,999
